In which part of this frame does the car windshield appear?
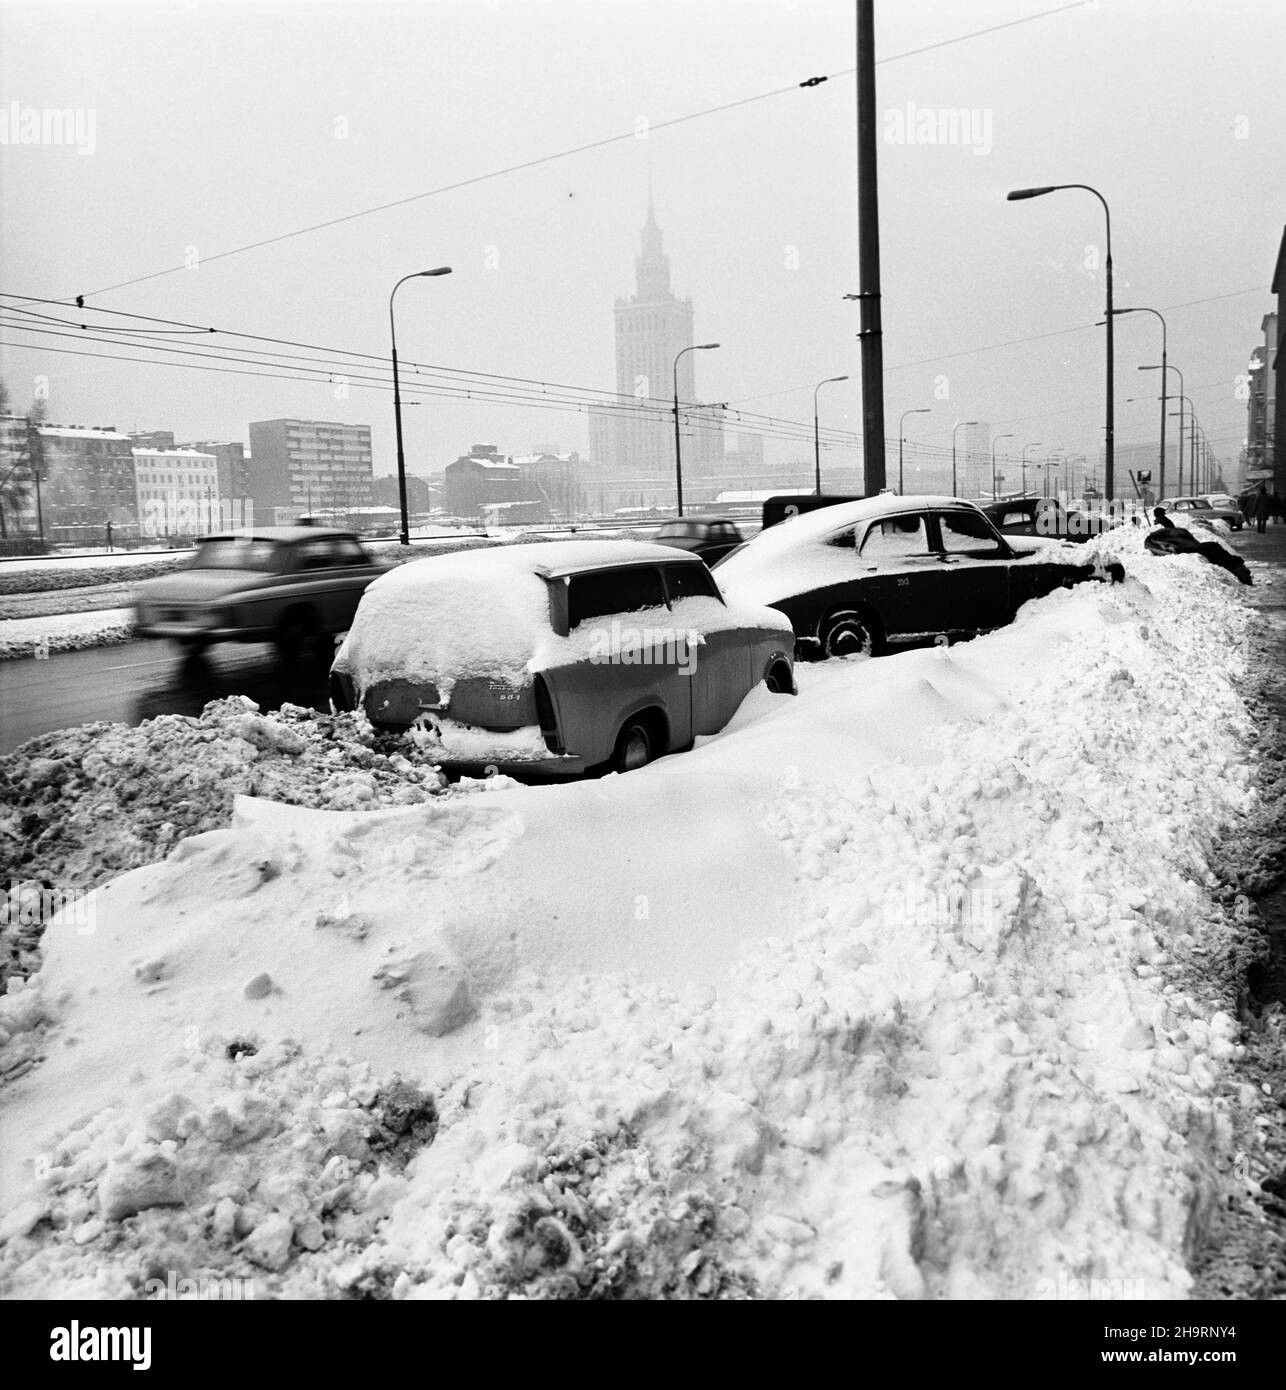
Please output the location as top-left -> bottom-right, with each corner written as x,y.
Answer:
191,538 -> 282,571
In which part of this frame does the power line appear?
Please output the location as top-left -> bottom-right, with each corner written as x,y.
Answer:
56,3 -> 1085,300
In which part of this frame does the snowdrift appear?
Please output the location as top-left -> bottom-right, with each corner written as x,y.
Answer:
0,543 -> 1263,1299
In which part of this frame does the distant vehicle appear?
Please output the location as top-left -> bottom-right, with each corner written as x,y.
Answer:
979,496 -> 1091,543
761,493 -> 864,531
329,540 -> 795,777
714,495 -> 1124,659
652,518 -> 745,564
133,527 -> 389,658
1161,496 -> 1242,531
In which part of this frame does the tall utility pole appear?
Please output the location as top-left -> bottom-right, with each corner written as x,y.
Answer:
855,0 -> 886,493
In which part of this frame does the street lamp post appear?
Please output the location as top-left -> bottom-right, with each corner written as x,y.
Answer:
1139,362 -> 1182,500
1021,442 -> 1043,496
899,407 -> 930,495
1169,398 -> 1197,495
991,433 -> 1015,500
1008,184 -> 1115,501
1046,448 -> 1065,501
390,267 -> 452,547
951,419 -> 978,497
1113,307 -> 1167,500
673,343 -> 720,516
814,375 -> 849,495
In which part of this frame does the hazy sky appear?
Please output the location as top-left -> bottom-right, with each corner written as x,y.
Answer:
1,0 -> 1282,488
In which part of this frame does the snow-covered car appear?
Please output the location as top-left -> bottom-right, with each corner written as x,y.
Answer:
712,495 -> 1125,659
133,527 -> 390,657
329,540 -> 795,776
1161,496 -> 1242,531
652,518 -> 745,564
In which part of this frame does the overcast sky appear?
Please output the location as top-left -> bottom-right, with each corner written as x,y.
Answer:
1,0 -> 1282,487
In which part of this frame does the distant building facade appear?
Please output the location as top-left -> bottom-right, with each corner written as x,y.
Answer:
187,440 -> 253,512
132,447 -> 220,537
588,200 -> 724,509
443,444 -> 542,519
36,424 -> 139,544
247,418 -> 373,522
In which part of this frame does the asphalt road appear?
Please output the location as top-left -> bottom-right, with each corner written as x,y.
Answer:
0,637 -> 333,755
2,524 -> 1284,757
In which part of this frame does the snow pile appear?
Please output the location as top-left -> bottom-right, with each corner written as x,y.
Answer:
0,699 -> 448,987
0,543 -> 1265,1299
0,608 -> 134,661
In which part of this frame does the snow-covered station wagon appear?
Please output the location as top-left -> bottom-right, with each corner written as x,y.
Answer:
329,540 -> 795,776
714,495 -> 1125,659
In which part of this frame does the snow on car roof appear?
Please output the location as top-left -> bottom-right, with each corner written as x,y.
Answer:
334,539 -> 706,693
728,493 -> 973,554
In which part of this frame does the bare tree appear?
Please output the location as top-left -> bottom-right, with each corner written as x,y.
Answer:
0,379 -> 44,542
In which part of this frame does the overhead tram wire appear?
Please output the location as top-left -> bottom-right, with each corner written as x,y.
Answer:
34,4 -> 1085,303
0,296 -> 864,447
0,330 -> 859,454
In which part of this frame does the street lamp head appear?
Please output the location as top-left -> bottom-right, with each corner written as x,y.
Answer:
419,267 -> 453,277
696,342 -> 720,350
1006,186 -> 1056,201
827,375 -> 849,384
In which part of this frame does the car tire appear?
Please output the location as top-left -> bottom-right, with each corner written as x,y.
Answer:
764,662 -> 795,695
611,717 -> 655,773
176,635 -> 209,655
276,607 -> 315,662
820,609 -> 879,660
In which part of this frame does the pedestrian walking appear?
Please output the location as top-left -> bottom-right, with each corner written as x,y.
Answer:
1250,483 -> 1272,534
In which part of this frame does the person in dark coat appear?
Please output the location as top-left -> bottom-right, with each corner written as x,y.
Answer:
1250,484 -> 1272,533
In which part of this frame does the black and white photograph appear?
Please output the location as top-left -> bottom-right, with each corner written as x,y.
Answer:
0,0 -> 1284,1345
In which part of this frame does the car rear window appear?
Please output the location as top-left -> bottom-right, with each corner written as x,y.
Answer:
858,515 -> 930,558
566,566 -> 666,628
664,563 -> 722,602
191,538 -> 281,571
656,522 -> 701,539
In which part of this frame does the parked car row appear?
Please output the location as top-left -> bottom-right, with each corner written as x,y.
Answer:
133,496 -> 1131,779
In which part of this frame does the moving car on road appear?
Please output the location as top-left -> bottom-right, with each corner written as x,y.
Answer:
133,527 -> 389,658
652,518 -> 745,564
713,495 -> 1124,659
329,539 -> 795,776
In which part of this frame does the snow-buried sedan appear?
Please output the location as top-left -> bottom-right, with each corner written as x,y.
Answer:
713,494 -> 1125,659
329,540 -> 796,776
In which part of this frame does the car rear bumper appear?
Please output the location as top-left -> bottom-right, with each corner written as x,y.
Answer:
428,753 -> 588,779
133,621 -> 274,642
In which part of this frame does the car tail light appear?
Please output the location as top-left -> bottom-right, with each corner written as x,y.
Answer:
329,670 -> 356,713
533,675 -> 562,754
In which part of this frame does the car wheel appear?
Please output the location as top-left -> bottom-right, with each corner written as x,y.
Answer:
764,662 -> 795,694
276,607 -> 315,662
612,717 -> 655,773
176,635 -> 209,655
820,610 -> 878,659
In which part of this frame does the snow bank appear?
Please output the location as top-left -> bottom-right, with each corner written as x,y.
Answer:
0,544 -> 1264,1299
0,608 -> 134,661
